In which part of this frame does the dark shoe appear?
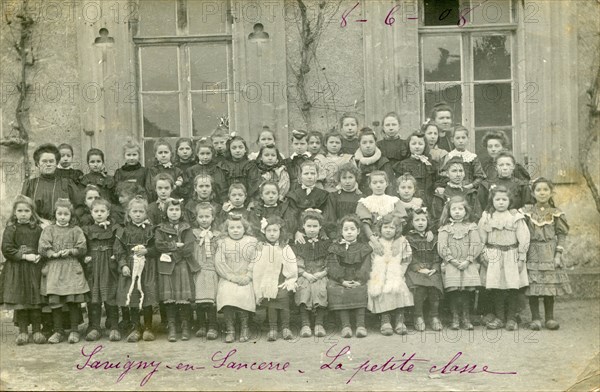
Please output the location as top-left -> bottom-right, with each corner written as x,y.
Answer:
32,332 -> 47,344
529,319 -> 542,331
142,329 -> 155,341
196,327 -> 207,338
486,318 -> 505,330
545,319 -> 560,330
85,329 -> 100,341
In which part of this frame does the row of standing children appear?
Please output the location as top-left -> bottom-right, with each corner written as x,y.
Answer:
2,104 -> 571,344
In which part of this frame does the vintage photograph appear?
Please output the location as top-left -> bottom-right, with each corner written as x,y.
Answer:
0,0 -> 599,390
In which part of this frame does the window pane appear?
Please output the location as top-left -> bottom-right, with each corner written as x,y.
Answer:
140,47 -> 179,91
190,44 -> 229,91
424,83 -> 462,122
470,0 -> 511,24
138,0 -> 176,36
474,83 -> 512,127
423,0 -> 460,26
188,0 -> 228,34
142,94 -> 180,137
474,128 -> 513,158
191,92 -> 229,137
422,36 -> 461,82
473,35 -> 511,80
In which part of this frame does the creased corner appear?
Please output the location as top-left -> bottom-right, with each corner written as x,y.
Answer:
567,352 -> 600,392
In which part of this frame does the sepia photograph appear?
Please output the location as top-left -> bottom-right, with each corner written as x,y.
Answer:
0,0 -> 599,390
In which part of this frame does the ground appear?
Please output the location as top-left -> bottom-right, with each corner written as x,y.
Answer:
0,299 -> 598,391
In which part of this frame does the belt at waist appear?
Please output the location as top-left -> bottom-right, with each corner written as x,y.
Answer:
486,243 -> 518,251
90,245 -> 113,251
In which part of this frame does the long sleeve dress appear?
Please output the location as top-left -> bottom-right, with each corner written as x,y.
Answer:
21,173 -> 80,220
183,161 -> 229,203
354,150 -> 397,197
377,137 -> 410,166
214,235 -> 259,312
326,241 -> 373,310
520,205 -> 572,296
291,238 -> 330,310
192,228 -> 220,305
218,158 -> 253,194
356,195 -> 408,227
114,162 -> 148,190
478,176 -> 533,211
437,221 -> 483,291
0,223 -> 43,308
252,243 -> 298,309
247,160 -> 291,201
39,224 -> 89,304
393,155 -> 439,207
367,237 -> 413,314
145,163 -> 184,202
80,171 -> 117,204
478,210 -> 530,289
440,150 -> 486,189
82,222 -> 119,305
114,222 -> 158,308
405,231 -> 444,294
248,201 -> 298,242
481,157 -> 530,182
155,222 -> 199,303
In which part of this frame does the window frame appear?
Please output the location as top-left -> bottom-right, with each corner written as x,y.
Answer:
131,0 -> 234,164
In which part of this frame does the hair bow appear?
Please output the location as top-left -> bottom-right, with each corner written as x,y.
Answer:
305,208 -> 322,214
291,129 -> 307,139
423,118 -> 432,126
228,212 -> 243,220
260,217 -> 269,234
218,115 -> 230,128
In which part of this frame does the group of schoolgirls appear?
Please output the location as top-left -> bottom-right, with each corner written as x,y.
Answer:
1,103 -> 572,346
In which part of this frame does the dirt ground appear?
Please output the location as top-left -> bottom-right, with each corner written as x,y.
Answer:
0,299 -> 598,391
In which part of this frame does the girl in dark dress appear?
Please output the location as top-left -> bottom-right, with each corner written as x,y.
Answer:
353,128 -> 397,197
75,185 -> 102,227
247,144 -> 291,201
183,139 -> 229,204
173,138 -> 198,185
81,199 -> 120,341
21,143 -> 80,223
184,174 -> 222,224
145,139 -> 184,202
339,113 -> 360,155
219,135 -> 252,193
480,130 -> 530,182
324,163 -> 362,238
56,143 -> 84,185
248,181 -> 297,238
284,129 -> 313,192
478,151 -> 532,211
377,112 -> 409,165
114,138 -> 148,191
1,195 -> 45,345
80,148 -> 117,204
326,215 -> 373,338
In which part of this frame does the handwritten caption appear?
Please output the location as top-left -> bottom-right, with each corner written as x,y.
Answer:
76,343 -> 516,387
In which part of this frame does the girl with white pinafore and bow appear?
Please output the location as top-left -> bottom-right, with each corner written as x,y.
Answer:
253,216 -> 298,342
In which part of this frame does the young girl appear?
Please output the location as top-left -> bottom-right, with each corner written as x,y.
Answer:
220,135 -> 252,193
112,182 -> 146,226
215,213 -> 259,343
291,209 -> 330,338
320,131 -> 353,192
155,198 -> 198,342
396,173 -> 425,214
80,148 -> 116,203
339,113 -> 360,155
405,208 -> 444,332
114,196 -> 158,343
82,199 -> 120,341
478,186 -> 530,331
432,157 -> 482,229
253,216 -> 298,341
147,173 -> 175,225
324,163 -> 362,238
248,126 -> 285,161
193,202 -> 220,340
114,138 -> 148,190
286,161 -> 330,243
326,215 -> 373,338
56,143 -> 84,185
429,103 -> 454,152
174,138 -> 198,175
75,185 -> 102,227
355,171 -> 407,255
481,130 -> 530,181
353,128 -> 397,196
247,144 -> 290,201
211,125 -> 230,164
248,181 -> 297,238
285,129 -> 312,192
39,198 -> 89,344
394,132 -> 439,207
377,112 -> 409,165
422,122 -> 448,164
442,126 -> 486,190
184,174 -> 222,224
478,152 -> 532,211
306,131 -> 328,188
219,183 -> 251,225
145,139 -> 184,202
21,143 -> 79,222
183,139 -> 229,203
367,213 -> 413,336
1,195 -> 45,345
437,196 -> 483,330
521,177 -> 572,330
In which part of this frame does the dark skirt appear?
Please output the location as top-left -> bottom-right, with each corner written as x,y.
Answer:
85,249 -> 119,305
261,288 -> 291,311
406,270 -> 444,294
1,260 -> 43,308
327,281 -> 368,310
159,262 -> 195,303
116,258 -> 158,307
45,293 -> 89,307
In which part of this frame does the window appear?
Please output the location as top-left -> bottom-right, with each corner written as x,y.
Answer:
134,0 -> 233,165
419,0 -> 517,158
